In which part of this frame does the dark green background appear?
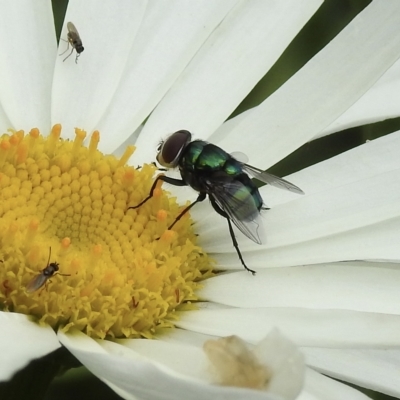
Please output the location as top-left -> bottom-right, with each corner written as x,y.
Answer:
3,1 -> 400,399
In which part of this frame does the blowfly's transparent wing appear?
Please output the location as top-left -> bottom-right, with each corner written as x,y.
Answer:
26,273 -> 46,293
230,151 -> 248,163
241,163 -> 304,195
206,179 -> 264,244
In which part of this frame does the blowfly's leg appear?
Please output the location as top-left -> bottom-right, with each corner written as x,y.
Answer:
128,175 -> 187,210
168,192 -> 206,231
225,217 -> 256,275
209,197 -> 256,275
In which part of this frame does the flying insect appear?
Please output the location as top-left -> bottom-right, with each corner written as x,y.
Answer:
60,22 -> 84,64
26,247 -> 69,293
128,130 -> 304,274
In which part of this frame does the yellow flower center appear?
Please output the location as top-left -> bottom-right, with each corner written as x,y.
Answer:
0,125 -> 213,339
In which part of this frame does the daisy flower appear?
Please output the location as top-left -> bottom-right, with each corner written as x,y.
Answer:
1,1 -> 400,399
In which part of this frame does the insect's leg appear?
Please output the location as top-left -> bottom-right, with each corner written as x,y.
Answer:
59,40 -> 70,56
128,175 -> 187,210
168,192 -> 206,231
209,198 -> 256,275
150,162 -> 167,172
55,273 -> 71,277
137,163 -> 167,172
40,280 -> 50,296
47,247 -> 52,266
225,217 -> 256,275
160,176 -> 188,186
63,47 -> 75,62
128,175 -> 163,209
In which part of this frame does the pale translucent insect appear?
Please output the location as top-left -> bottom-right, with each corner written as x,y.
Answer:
26,248 -> 69,293
60,22 -> 84,64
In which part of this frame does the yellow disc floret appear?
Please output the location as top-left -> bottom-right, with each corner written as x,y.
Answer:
0,125 -> 213,339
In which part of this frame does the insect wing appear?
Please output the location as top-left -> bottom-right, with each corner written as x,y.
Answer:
207,179 -> 264,245
241,163 -> 304,195
67,22 -> 80,37
26,273 -> 47,293
230,151 -> 248,163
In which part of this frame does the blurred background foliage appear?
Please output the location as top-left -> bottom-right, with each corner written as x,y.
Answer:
38,0 -> 400,399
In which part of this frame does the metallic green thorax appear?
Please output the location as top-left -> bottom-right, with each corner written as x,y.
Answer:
181,141 -> 241,174
179,140 -> 263,217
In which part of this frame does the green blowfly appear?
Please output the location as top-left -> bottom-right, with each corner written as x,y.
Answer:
129,130 -> 304,274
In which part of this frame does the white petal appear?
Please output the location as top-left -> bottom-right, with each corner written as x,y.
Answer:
264,165 -> 400,250
263,130 -> 400,209
215,0 -> 400,168
60,330 -> 280,400
254,330 -> 305,399
120,330 -> 305,400
112,124 -> 143,159
98,1 -> 237,156
303,347 -> 400,398
51,0 -> 147,139
100,333 -> 367,400
317,58 -> 400,138
135,0 -> 322,164
0,0 -> 55,132
0,105 -> 12,134
299,369 -> 370,400
209,216 -> 400,270
58,329 -> 108,353
199,158 -> 400,268
104,338 -> 209,381
0,312 -> 60,381
157,327 -> 218,347
199,263 -> 400,315
175,308 -> 400,347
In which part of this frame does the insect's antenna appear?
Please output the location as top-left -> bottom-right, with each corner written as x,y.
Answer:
47,247 -> 52,267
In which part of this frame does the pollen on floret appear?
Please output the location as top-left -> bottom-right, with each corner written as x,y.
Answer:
0,125 -> 213,339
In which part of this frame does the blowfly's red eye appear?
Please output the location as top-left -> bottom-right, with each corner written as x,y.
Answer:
159,130 -> 191,166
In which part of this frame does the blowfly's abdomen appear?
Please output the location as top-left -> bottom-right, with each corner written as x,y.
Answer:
233,174 -> 264,220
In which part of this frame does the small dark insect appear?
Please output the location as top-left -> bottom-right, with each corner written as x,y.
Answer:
128,130 -> 304,275
26,247 -> 69,293
60,22 -> 84,64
